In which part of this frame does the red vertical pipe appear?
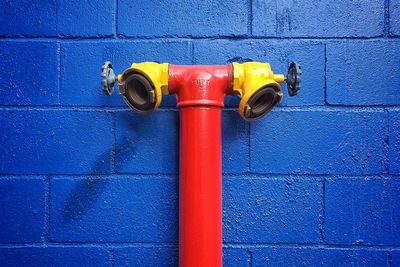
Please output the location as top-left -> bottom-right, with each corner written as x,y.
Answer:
179,107 -> 222,267
169,65 -> 232,267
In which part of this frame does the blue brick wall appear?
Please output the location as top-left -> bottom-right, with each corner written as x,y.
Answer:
0,0 -> 399,266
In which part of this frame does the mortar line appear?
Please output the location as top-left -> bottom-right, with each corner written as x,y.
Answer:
108,248 -> 115,267
384,0 -> 390,37
223,243 -> 400,249
110,111 -> 116,174
111,0 -> 118,39
190,41 -> 195,64
324,43 -> 327,105
57,42 -> 61,105
247,122 -> 251,173
55,0 -> 58,36
320,177 -> 326,244
112,0 -> 118,38
247,249 -> 253,267
1,36 -> 399,41
384,109 -> 390,174
0,242 -> 399,250
248,0 -> 253,36
1,173 -> 397,179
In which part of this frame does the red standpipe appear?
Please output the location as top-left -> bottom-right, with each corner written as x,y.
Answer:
169,65 -> 233,267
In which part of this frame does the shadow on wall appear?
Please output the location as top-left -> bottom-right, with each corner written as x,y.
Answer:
62,135 -> 137,223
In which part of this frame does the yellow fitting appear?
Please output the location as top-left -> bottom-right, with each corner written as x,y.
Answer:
233,62 -> 285,120
118,62 -> 169,112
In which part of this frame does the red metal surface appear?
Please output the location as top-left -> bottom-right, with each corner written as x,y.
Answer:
169,65 -> 232,267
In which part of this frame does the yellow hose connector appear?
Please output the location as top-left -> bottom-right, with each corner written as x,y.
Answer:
117,62 -> 169,113
232,62 -> 286,121
105,61 -> 296,119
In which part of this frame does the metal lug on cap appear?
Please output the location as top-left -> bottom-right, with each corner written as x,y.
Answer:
101,61 -> 117,96
286,61 -> 302,96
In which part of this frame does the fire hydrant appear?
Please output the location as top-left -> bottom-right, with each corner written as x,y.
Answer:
101,60 -> 301,267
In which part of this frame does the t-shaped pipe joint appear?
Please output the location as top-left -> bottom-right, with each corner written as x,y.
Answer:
102,61 -> 301,120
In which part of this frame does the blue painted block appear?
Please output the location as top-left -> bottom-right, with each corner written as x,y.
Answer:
57,0 -> 113,37
193,40 -> 325,106
253,248 -> 388,266
114,111 -> 179,174
114,110 -> 248,174
117,0 -> 248,37
252,0 -> 384,37
222,111 -> 249,173
223,248 -> 249,266
391,0 -> 400,36
389,111 -> 400,174
0,247 -> 110,267
0,0 -> 56,36
113,247 -> 178,267
0,41 -> 58,105
0,0 -> 114,37
325,177 -> 400,245
393,250 -> 400,267
251,110 -> 385,175
0,110 -> 112,174
50,176 -> 178,242
223,176 -> 321,243
0,177 -> 45,242
113,246 -> 248,266
327,41 -> 400,105
60,41 -> 191,106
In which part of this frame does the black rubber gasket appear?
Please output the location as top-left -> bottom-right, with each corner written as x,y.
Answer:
122,73 -> 157,113
243,85 -> 282,121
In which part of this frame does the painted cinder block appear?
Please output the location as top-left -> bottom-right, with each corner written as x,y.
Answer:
223,176 -> 322,243
112,247 -> 248,266
113,247 -> 178,267
389,111 -> 400,174
223,248 -> 249,267
0,0 -> 114,37
0,110 -> 112,174
0,247 -> 110,267
250,110 -> 385,175
0,41 -> 58,105
57,0 -> 113,37
117,0 -> 248,37
114,111 -> 179,174
390,0 -> 400,36
393,250 -> 400,267
193,40 -> 325,107
253,247 -> 388,266
114,110 -> 248,174
50,176 -> 178,242
325,177 -> 400,245
327,41 -> 400,105
0,0 -> 57,36
60,41 -> 191,106
222,111 -> 249,173
252,0 -> 384,37
0,177 -> 45,242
